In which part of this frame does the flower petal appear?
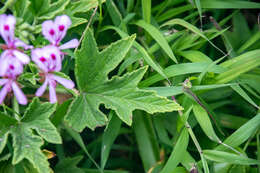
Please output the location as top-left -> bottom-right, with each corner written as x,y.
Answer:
45,45 -> 62,72
14,38 -> 33,50
0,52 -> 10,76
0,82 -> 10,104
48,79 -> 57,103
0,79 -> 8,86
35,78 -> 49,97
54,15 -> 71,44
0,14 -> 16,45
59,39 -> 79,50
42,20 -> 57,44
11,82 -> 27,105
13,50 -> 30,64
31,48 -> 48,72
52,74 -> 74,89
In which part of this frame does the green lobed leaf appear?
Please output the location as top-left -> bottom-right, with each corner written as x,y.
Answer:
65,30 -> 182,131
21,98 -> 62,144
101,26 -> 170,82
11,125 -> 51,173
0,98 -> 60,173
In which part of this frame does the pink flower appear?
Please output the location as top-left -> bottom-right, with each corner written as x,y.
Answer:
42,15 -> 79,51
32,46 -> 74,103
0,56 -> 27,105
0,14 -> 32,65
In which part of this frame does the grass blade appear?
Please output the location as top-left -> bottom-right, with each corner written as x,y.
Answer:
134,20 -> 178,63
204,150 -> 260,165
101,112 -> 122,169
216,113 -> 260,151
201,0 -> 260,9
161,128 -> 189,173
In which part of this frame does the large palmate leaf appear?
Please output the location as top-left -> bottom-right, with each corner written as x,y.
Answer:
65,30 -> 182,132
0,98 -> 61,173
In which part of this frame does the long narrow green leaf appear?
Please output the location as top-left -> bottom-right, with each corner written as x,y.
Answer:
64,125 -> 101,171
133,111 -> 160,172
231,84 -> 259,109
148,84 -> 235,97
106,0 -> 122,26
161,128 -> 189,173
201,0 -> 260,9
140,62 -> 226,87
161,18 -> 226,55
101,112 -> 122,169
204,150 -> 260,165
141,0 -> 151,23
193,104 -> 220,142
134,20 -> 178,63
216,50 -> 260,83
216,113 -> 260,151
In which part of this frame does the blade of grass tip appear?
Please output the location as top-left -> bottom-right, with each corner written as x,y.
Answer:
231,84 -> 260,109
64,125 -> 103,173
216,113 -> 260,151
133,20 -> 178,63
161,19 -> 227,56
237,32 -> 260,54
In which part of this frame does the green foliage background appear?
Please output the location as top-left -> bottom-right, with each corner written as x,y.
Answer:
0,0 -> 260,172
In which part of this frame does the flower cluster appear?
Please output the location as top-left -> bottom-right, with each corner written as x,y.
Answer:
0,14 -> 78,105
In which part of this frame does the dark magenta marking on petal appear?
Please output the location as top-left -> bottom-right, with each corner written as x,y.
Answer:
59,25 -> 65,31
40,57 -> 46,62
4,25 -> 9,31
49,29 -> 55,36
51,53 -> 56,60
9,65 -> 14,70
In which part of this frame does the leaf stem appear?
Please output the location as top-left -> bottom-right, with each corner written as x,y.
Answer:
75,6 -> 98,53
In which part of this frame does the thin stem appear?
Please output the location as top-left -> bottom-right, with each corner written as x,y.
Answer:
12,97 -> 21,121
74,6 -> 98,53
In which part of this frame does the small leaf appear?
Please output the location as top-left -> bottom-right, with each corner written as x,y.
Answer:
22,98 -> 62,144
0,98 -> 60,173
193,103 -> 220,142
11,125 -> 51,173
